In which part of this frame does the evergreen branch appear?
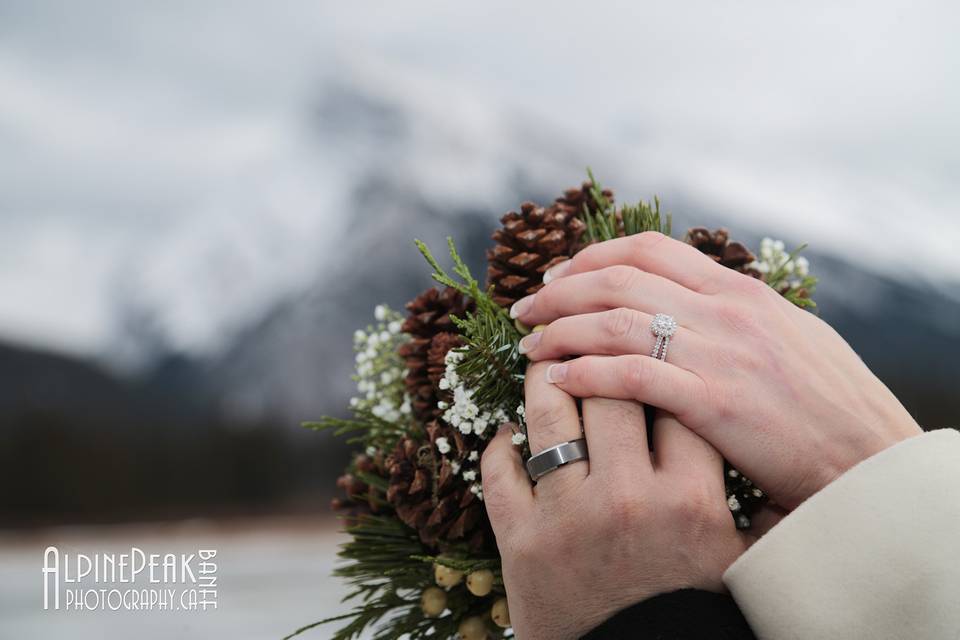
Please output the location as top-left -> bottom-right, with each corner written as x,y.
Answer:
288,513 -> 509,640
411,554 -> 502,574
416,238 -> 526,412
581,168 -> 672,242
302,408 -> 420,451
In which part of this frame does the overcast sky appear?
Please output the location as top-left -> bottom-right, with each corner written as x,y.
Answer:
1,1 -> 958,360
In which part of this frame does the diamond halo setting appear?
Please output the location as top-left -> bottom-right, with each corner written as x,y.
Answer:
650,313 -> 677,361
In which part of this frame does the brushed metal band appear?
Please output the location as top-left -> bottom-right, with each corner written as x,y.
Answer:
525,438 -> 589,482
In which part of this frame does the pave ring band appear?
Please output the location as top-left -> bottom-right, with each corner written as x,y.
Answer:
651,313 -> 678,362
525,438 -> 589,482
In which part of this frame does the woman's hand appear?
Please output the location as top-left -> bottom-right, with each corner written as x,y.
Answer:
481,360 -> 750,640
511,232 -> 922,510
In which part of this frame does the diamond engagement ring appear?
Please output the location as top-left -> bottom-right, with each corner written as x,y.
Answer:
650,313 -> 677,361
525,438 -> 589,482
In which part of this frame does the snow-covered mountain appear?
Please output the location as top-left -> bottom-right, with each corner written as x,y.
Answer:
3,1 -> 960,368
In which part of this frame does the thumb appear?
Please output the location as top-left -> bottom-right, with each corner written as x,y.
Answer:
480,423 -> 534,532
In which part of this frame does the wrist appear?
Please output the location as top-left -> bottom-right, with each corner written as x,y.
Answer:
800,418 -> 923,507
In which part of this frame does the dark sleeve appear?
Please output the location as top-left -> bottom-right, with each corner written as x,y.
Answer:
580,589 -> 756,640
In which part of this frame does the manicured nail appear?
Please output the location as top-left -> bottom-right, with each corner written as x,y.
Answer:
518,331 -> 542,354
542,259 -> 571,284
545,363 -> 567,384
510,294 -> 535,319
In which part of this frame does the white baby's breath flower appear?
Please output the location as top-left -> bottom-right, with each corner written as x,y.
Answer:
365,446 -> 377,457
462,470 -> 477,481
511,432 -> 527,446
374,305 -> 387,321
468,451 -> 479,462
727,495 -> 741,512
451,461 -> 461,474
388,320 -> 402,334
470,483 -> 483,500
435,437 -> 451,455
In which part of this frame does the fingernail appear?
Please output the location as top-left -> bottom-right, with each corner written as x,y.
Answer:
542,260 -> 571,284
518,331 -> 541,354
510,294 -> 535,319
545,363 -> 567,384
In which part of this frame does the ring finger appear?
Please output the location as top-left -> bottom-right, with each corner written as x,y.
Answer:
524,359 -> 587,491
520,308 -> 707,371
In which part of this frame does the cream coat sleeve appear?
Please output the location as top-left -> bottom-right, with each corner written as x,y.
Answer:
723,428 -> 960,640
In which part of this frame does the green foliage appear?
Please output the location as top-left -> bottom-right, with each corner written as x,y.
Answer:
416,238 -> 526,415
412,553 -> 503,576
581,167 -> 672,242
285,516 -> 506,640
302,408 -> 421,451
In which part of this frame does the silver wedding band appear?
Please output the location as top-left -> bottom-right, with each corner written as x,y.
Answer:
525,438 -> 589,482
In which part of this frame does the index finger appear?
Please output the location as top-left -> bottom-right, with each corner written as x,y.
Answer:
543,231 -> 736,294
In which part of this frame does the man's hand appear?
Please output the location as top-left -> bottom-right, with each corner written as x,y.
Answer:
481,360 -> 751,640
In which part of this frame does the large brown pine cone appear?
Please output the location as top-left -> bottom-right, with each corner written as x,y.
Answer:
385,429 -> 488,551
398,287 -> 473,421
685,227 -> 762,279
485,181 -> 610,308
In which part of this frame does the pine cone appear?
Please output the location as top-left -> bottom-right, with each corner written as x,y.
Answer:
385,430 -> 489,550
427,332 -> 463,387
398,287 -> 473,421
685,227 -> 761,278
485,182 -> 609,308
331,453 -> 387,522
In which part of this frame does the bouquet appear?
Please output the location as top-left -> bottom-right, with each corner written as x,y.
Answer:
291,172 -> 816,640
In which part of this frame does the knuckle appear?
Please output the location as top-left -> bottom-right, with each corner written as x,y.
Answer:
676,481 -> 727,534
603,307 -> 637,340
703,380 -> 738,422
630,230 -> 668,252
600,492 -> 645,532
715,301 -> 761,335
600,265 -> 639,294
724,345 -> 765,373
526,403 -> 570,436
732,272 -> 770,298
